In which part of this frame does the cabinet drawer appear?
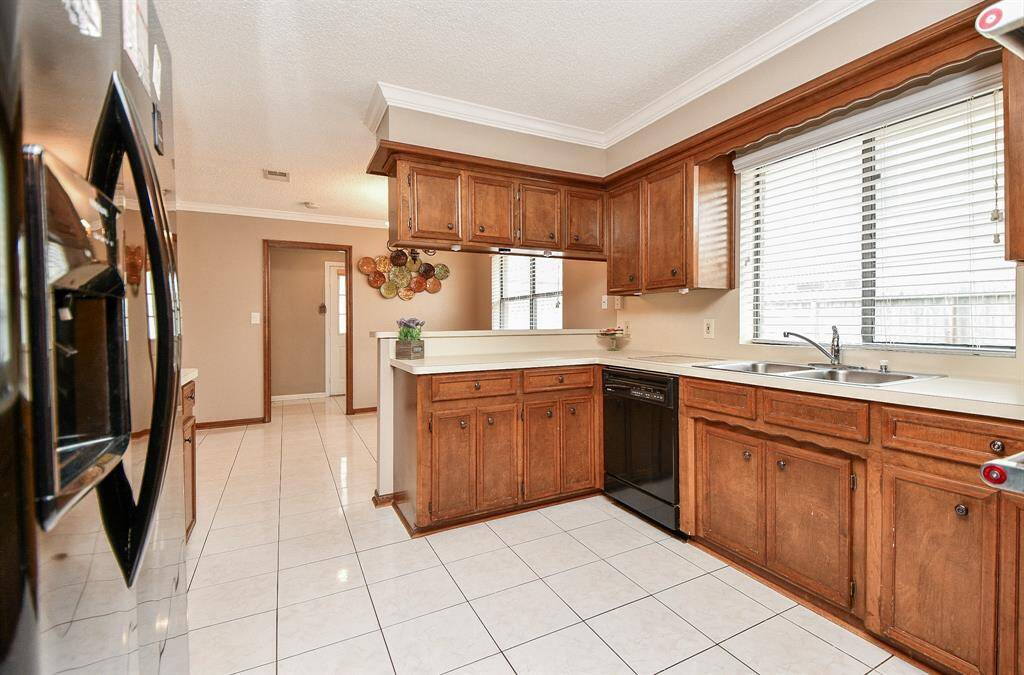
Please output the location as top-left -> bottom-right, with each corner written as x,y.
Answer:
431,371 -> 518,402
182,380 -> 196,420
880,406 -> 1024,464
761,389 -> 869,443
522,367 -> 593,393
682,379 -> 756,419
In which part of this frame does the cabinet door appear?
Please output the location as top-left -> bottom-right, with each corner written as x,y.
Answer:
880,466 -> 998,674
1000,493 -> 1024,675
409,163 -> 462,241
699,425 -> 765,564
560,396 -> 595,493
183,415 -> 196,541
565,188 -> 604,252
518,181 -> 562,249
606,181 -> 642,294
466,172 -> 515,245
430,409 -> 477,521
523,400 -> 560,502
765,442 -> 851,608
643,163 -> 686,290
477,404 -> 519,512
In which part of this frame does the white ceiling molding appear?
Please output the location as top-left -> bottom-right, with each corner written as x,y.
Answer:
175,200 -> 388,229
365,0 -> 874,150
364,81 -> 607,148
602,0 -> 876,146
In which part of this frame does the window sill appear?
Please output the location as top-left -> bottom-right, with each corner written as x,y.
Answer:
747,339 -> 1016,359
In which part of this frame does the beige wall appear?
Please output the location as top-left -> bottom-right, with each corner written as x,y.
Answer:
177,211 -> 492,422
268,248 -> 346,397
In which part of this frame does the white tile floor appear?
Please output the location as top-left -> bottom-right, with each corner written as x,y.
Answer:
185,398 -> 928,675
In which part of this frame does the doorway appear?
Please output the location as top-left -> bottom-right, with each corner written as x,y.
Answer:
263,240 -> 354,420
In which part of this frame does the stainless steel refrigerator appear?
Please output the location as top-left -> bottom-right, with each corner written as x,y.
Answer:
0,1 -> 186,672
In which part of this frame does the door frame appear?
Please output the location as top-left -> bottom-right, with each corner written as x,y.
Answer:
324,261 -> 347,397
263,239 -> 354,420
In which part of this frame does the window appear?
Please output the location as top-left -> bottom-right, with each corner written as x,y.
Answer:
337,271 -> 347,334
491,255 -> 562,330
737,67 -> 1015,353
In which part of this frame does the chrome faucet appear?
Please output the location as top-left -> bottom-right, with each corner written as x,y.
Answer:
783,325 -> 842,366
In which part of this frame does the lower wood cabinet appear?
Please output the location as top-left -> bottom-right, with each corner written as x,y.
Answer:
182,414 -> 196,541
477,404 -> 519,512
879,466 -> 999,675
429,408 -> 477,521
560,396 -> 595,493
1000,493 -> 1024,675
523,400 -> 561,502
699,425 -> 766,564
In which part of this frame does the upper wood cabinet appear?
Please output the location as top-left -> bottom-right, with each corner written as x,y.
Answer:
606,181 -> 643,294
690,155 -> 734,289
518,181 -> 562,249
643,161 -> 688,291
565,188 -> 604,252
407,163 -> 463,242
879,465 -> 999,674
466,172 -> 515,246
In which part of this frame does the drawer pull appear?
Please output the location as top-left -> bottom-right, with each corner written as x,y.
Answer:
955,503 -> 969,517
486,416 -> 494,425
459,419 -> 467,429
556,375 -> 565,383
742,450 -> 752,461
991,439 -> 1006,454
776,460 -> 787,470
473,381 -> 481,391
569,407 -> 577,415
546,409 -> 553,418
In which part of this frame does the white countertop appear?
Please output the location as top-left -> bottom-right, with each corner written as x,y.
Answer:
371,328 -> 607,338
181,368 -> 199,386
390,350 -> 1024,421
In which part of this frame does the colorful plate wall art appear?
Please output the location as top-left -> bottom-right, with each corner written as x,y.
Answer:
357,249 -> 452,300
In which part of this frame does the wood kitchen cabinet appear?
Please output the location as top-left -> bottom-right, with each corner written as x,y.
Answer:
518,181 -> 562,249
606,181 -> 643,294
879,466 -> 999,674
523,400 -> 561,502
565,187 -> 604,252
182,378 -> 197,541
699,424 -> 765,564
466,172 -> 515,245
429,408 -> 477,521
407,162 -> 463,242
476,403 -> 519,512
766,442 -> 852,609
1000,492 -> 1024,674
643,161 -> 688,291
560,396 -> 595,493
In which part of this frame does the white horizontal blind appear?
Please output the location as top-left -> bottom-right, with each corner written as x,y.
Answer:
738,77 -> 1015,353
491,255 -> 563,330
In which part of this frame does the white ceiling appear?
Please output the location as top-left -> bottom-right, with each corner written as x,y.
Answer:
158,0 -> 864,224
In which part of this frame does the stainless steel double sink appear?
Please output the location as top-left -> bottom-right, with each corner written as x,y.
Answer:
691,361 -> 942,386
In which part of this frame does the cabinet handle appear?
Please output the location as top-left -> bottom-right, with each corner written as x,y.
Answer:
742,450 -> 752,461
777,460 -> 787,470
459,419 -> 467,429
446,222 -> 454,230
991,439 -> 1006,454
573,234 -> 580,242
473,381 -> 481,390
548,232 -> 556,240
569,406 -> 577,415
671,268 -> 679,277
955,503 -> 969,517
478,225 -> 485,233
556,375 -> 564,383
487,416 -> 494,425
546,409 -> 553,418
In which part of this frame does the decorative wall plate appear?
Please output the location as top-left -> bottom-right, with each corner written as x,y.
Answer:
425,277 -> 442,294
409,276 -> 426,293
368,271 -> 386,288
419,262 -> 435,279
433,263 -> 450,280
390,249 -> 409,267
380,281 -> 398,298
398,287 -> 415,301
357,257 -> 377,275
357,248 -> 451,300
389,267 -> 412,287
374,255 -> 392,273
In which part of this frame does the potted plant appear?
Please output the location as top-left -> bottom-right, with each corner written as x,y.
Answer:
396,317 -> 425,359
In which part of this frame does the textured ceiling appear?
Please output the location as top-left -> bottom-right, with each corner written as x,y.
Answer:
159,0 -> 822,222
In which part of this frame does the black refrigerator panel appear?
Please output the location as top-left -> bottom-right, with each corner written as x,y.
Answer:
10,1 -> 187,673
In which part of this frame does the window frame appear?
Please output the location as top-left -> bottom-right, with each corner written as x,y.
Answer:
491,255 -> 563,331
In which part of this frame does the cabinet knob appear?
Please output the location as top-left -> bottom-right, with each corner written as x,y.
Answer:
742,450 -> 752,461
487,416 -> 494,425
777,460 -> 787,470
459,419 -> 467,429
991,439 -> 1006,454
671,268 -> 679,277
556,375 -> 564,383
478,225 -> 485,233
548,232 -> 555,240
446,222 -> 454,230
573,234 -> 580,242
546,409 -> 553,418
628,274 -> 635,282
955,503 -> 969,517
473,381 -> 481,390
569,406 -> 577,415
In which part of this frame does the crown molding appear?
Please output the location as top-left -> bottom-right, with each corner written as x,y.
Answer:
364,0 -> 874,150
602,0 -> 876,146
365,81 -> 607,148
174,200 -> 388,228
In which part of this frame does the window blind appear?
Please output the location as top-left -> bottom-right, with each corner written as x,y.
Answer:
491,255 -> 563,330
737,68 -> 1015,353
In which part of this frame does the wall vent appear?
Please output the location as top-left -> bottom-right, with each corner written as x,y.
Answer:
262,169 -> 290,182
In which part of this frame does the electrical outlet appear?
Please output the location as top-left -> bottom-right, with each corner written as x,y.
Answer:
601,295 -> 609,310
614,296 -> 623,310
702,319 -> 715,339
250,312 -> 261,325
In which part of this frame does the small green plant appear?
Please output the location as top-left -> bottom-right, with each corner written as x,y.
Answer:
397,317 -> 425,341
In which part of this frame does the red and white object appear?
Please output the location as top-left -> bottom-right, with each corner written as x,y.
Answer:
976,1 -> 1024,60
981,452 -> 1024,493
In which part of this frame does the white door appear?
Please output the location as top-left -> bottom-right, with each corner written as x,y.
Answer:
325,263 -> 347,396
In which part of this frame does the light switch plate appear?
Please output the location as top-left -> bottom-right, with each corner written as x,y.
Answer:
601,295 -> 609,310
250,312 -> 261,325
702,319 -> 715,339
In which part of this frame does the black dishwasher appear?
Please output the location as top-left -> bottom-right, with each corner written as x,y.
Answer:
603,367 -> 680,531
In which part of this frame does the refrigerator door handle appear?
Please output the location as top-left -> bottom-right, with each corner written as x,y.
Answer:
88,72 -> 180,586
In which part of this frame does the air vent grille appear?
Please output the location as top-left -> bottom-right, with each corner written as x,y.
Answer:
262,169 -> 290,182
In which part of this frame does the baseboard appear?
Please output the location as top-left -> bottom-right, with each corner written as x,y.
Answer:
196,417 -> 264,430
350,406 -> 377,414
130,428 -> 150,439
271,392 -> 328,401
372,490 -> 395,507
